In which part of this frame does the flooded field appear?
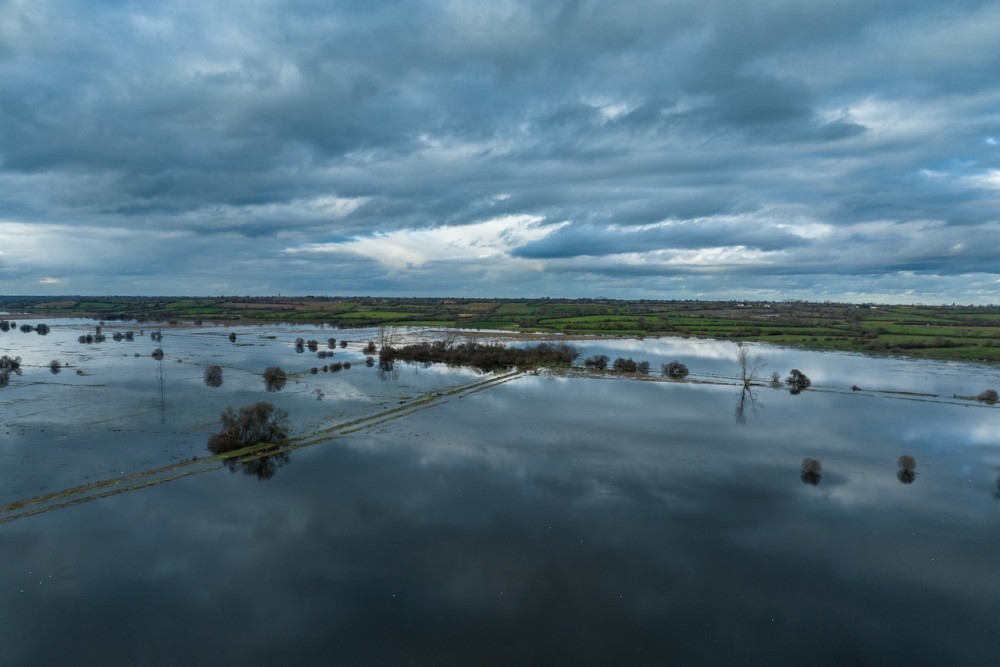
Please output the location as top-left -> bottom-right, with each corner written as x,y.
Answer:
1,319 -> 999,665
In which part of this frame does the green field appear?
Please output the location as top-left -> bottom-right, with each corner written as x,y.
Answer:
3,296 -> 999,362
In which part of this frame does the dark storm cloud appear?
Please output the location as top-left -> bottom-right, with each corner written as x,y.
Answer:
1,0 -> 998,300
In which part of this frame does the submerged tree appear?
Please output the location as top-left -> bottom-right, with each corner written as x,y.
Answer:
263,365 -> 287,392
977,389 -> 998,404
207,401 -> 289,455
663,360 -> 689,379
786,369 -> 811,394
736,342 -> 763,389
612,357 -> 638,373
897,455 -> 917,484
584,354 -> 609,370
204,365 -> 223,387
801,458 -> 822,485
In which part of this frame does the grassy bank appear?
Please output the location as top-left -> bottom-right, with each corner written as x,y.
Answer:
3,295 -> 999,362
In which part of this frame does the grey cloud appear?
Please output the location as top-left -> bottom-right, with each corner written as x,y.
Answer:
0,0 -> 998,301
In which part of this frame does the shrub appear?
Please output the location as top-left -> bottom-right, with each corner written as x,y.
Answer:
584,354 -> 609,370
662,361 -> 689,379
35,323 -> 50,335
801,458 -> 822,485
307,340 -> 319,352
20,324 -> 33,333
207,402 -> 289,455
263,366 -> 287,391
328,338 -> 337,349
977,389 -> 998,404
151,348 -> 164,360
229,332 -> 237,343
339,340 -> 348,348
294,338 -> 305,353
204,365 -> 223,387
364,341 -> 377,354
50,359 -> 62,374
786,369 -> 811,393
898,455 -> 916,472
612,357 -> 637,373
636,360 -> 651,375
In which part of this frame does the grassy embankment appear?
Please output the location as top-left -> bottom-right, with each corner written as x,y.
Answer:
3,296 -> 999,362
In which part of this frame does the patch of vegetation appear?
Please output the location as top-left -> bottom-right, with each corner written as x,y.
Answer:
663,360 -> 689,379
204,365 -> 223,387
263,366 -> 287,392
380,340 -> 579,371
801,458 -> 822,485
207,402 -> 289,455
786,369 -> 811,394
3,296 -> 1000,363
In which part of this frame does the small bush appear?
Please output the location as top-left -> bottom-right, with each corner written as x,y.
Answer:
662,361 -> 689,379
897,455 -> 916,484
50,359 -> 62,374
204,365 -> 223,387
801,457 -> 822,485
584,355 -> 609,370
977,389 -> 998,404
151,348 -> 164,360
263,366 -> 287,392
229,332 -> 237,343
612,357 -> 638,373
786,369 -> 811,394
35,323 -> 50,335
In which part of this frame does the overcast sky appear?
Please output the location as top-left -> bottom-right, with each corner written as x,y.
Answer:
2,1 -> 999,303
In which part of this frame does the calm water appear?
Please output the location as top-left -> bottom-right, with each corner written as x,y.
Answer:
1,322 -> 999,665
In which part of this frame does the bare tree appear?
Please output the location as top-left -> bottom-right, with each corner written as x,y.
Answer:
735,342 -> 763,389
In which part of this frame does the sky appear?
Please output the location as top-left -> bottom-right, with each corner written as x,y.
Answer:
1,0 -> 999,303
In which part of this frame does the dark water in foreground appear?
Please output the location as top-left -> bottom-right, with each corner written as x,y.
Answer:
1,324 -> 999,665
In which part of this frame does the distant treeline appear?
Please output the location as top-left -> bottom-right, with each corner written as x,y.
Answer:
380,341 -> 579,371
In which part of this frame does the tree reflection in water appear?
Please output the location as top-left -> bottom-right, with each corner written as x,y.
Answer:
733,386 -> 760,425
224,447 -> 290,481
377,359 -> 399,381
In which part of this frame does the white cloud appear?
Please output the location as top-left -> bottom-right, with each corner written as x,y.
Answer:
288,215 -> 557,268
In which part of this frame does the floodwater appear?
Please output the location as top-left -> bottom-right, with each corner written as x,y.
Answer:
1,320 -> 999,665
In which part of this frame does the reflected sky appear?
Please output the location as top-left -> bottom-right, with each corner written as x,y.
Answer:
3,367 -> 999,665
